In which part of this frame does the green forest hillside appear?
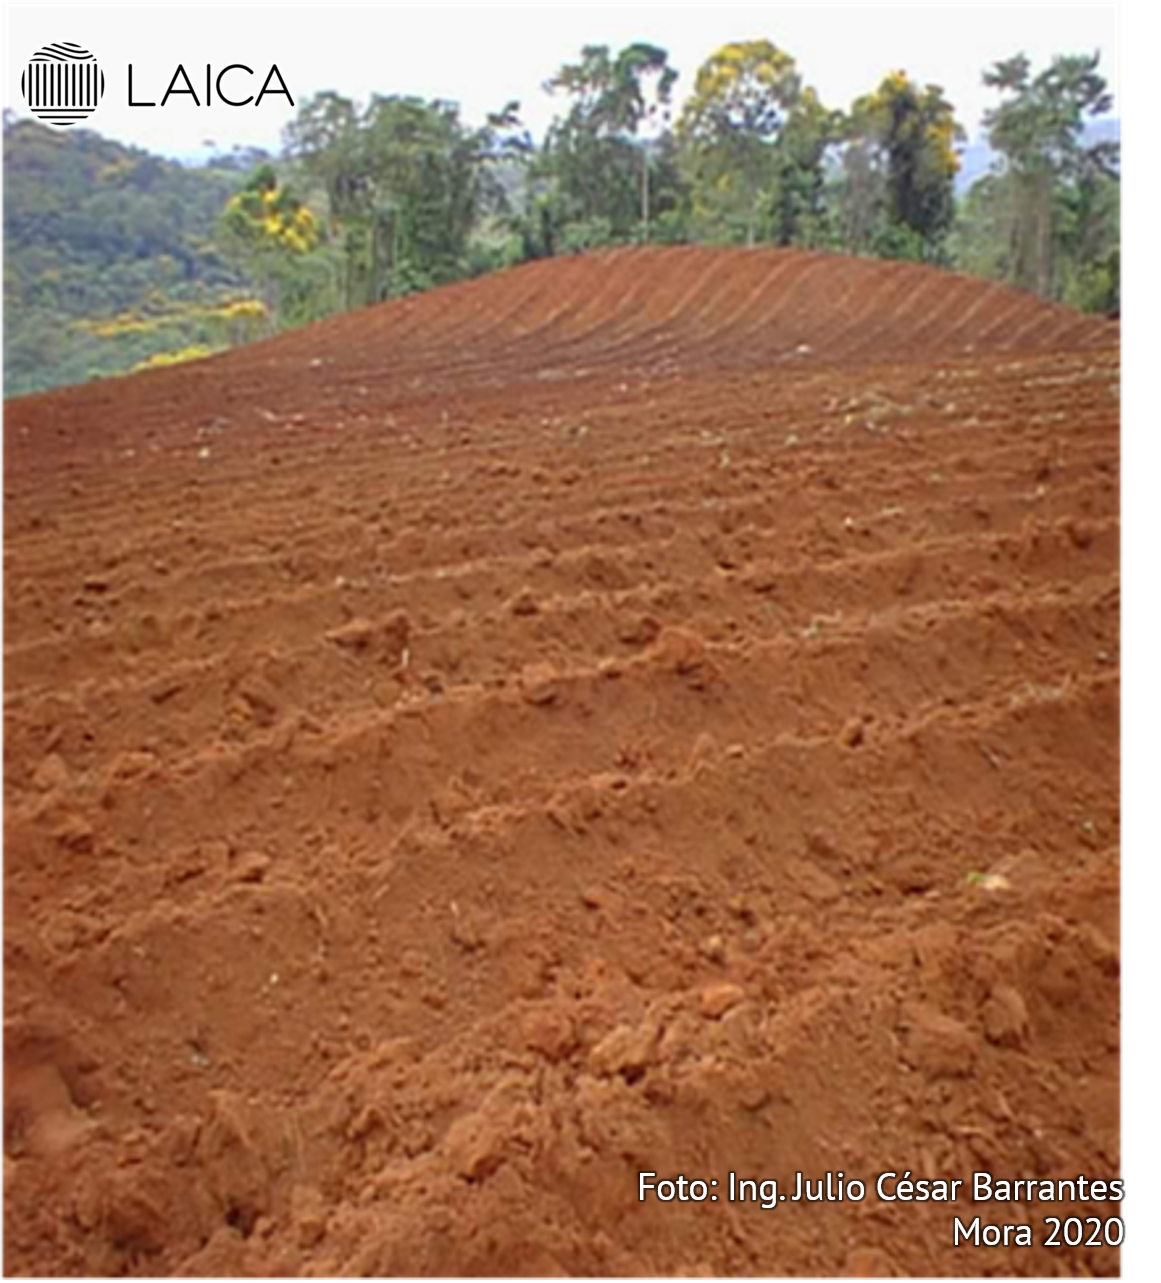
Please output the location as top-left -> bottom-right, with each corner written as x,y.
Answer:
3,117 -> 264,397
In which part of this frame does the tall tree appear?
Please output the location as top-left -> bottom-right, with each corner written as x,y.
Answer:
283,91 -> 366,219
541,42 -> 678,245
219,164 -> 327,325
616,43 -> 679,238
843,71 -> 963,261
768,87 -> 841,247
285,93 -> 526,304
676,40 -> 803,245
981,52 -> 1116,297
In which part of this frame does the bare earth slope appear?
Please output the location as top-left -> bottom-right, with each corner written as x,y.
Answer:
4,247 -> 1119,1276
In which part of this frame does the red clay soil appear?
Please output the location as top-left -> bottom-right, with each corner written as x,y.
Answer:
4,246 -> 1119,1276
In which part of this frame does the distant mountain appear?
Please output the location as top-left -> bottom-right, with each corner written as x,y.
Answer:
956,117 -> 1121,194
4,118 -> 258,397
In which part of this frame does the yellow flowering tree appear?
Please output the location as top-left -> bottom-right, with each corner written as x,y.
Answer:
220,165 -> 326,325
676,40 -> 803,245
223,164 -> 320,253
844,71 -> 963,260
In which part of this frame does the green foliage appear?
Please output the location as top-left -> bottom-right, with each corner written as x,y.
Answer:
558,216 -> 618,254
984,52 -> 1115,177
1057,167 -> 1119,312
284,92 -> 530,306
977,52 -> 1118,298
1103,246 -> 1123,314
949,158 -> 1119,312
540,43 -> 681,245
463,221 -> 527,278
946,173 -> 1012,280
842,71 -> 964,261
547,42 -> 677,137
4,116 -> 260,396
679,40 -> 801,141
535,128 -> 640,240
218,164 -> 333,326
767,88 -> 842,247
676,40 -> 804,245
221,164 -> 321,255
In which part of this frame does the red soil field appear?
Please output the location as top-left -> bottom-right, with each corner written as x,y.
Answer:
4,246 -> 1119,1276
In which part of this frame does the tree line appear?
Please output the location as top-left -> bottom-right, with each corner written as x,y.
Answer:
224,39 -> 1118,329
2,38 -> 1118,396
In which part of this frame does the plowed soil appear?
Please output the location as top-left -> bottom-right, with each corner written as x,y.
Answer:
4,246 -> 1120,1276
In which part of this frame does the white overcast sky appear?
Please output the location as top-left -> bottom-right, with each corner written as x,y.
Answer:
4,2 -> 1118,160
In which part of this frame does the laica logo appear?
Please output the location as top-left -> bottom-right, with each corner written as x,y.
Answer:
21,42 -> 105,128
19,43 -> 294,128
128,63 -> 294,108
